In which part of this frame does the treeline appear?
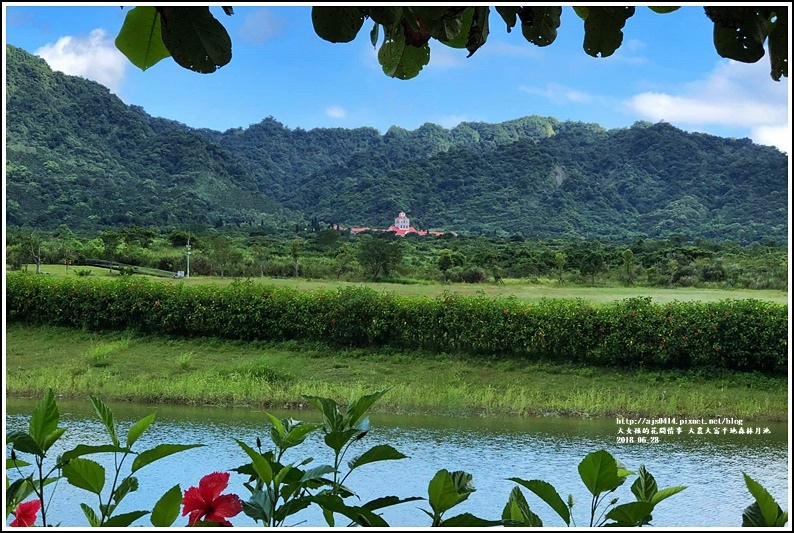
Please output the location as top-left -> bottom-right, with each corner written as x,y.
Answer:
6,274 -> 787,375
6,225 -> 788,291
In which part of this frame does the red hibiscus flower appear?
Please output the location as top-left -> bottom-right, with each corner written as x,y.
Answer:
182,472 -> 242,527
10,499 -> 41,527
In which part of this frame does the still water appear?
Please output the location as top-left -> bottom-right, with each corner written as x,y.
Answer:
5,398 -> 789,528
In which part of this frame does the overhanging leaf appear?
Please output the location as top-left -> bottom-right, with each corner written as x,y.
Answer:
582,6 -> 636,58
466,6 -> 490,57
495,6 -> 519,33
520,6 -> 562,47
767,7 -> 788,80
7,431 -> 44,457
312,6 -> 365,43
159,6 -> 232,74
115,6 -> 171,71
379,32 -> 430,80
648,7 -> 681,14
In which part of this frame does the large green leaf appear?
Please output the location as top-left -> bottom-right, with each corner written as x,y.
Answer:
630,465 -> 657,502
650,485 -> 687,506
324,428 -> 361,454
742,472 -> 788,527
300,465 -> 335,483
150,484 -> 183,527
440,512 -> 504,527
438,8 -> 474,48
159,7 -> 232,74
42,428 -> 67,454
344,387 -> 391,428
520,7 -> 562,47
311,7 -> 365,43
582,6 -> 636,58
63,457 -> 106,494
127,412 -> 156,448
578,450 -> 625,497
347,444 -> 407,472
115,6 -> 171,71
362,495 -> 424,511
605,501 -> 654,526
130,443 -> 203,473
648,6 -> 681,14
103,510 -> 150,527
466,6 -> 490,57
6,431 -> 44,457
308,494 -> 390,527
90,395 -> 119,447
428,469 -> 471,515
378,31 -> 430,80
495,6 -> 519,32
502,486 -> 543,526
60,444 -> 132,463
241,488 -> 273,524
510,478 -> 570,525
302,394 -> 343,432
235,439 -> 273,485
29,388 -> 59,450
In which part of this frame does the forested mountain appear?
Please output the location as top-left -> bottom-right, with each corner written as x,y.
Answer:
5,44 -> 789,244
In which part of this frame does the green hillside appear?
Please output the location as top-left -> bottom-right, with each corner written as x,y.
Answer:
5,44 -> 788,244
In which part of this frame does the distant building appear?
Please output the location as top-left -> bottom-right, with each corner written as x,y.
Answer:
336,211 -> 453,237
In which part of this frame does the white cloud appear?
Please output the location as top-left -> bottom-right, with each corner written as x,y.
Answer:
239,9 -> 282,44
519,83 -> 594,104
326,105 -> 346,119
623,59 -> 790,151
35,29 -> 127,93
428,46 -> 464,69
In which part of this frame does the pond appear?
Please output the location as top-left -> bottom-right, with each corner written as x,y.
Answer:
5,397 -> 789,528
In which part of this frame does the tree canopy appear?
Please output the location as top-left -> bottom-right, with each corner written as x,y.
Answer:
114,6 -> 788,81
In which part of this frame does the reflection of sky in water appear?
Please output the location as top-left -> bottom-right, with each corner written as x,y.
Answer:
5,400 -> 789,528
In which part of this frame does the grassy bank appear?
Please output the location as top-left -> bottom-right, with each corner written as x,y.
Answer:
5,324 -> 787,421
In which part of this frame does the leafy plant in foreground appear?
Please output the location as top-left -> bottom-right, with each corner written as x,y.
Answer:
6,388 -> 203,527
505,450 -> 686,527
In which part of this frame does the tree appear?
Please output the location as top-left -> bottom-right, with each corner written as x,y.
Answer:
290,238 -> 302,277
250,244 -> 269,277
357,236 -> 403,280
114,6 -> 787,82
438,249 -> 454,282
334,242 -> 357,279
622,248 -> 635,286
209,235 -> 235,278
579,247 -> 605,286
554,252 -> 566,285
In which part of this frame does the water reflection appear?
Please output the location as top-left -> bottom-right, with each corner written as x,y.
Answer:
5,398 -> 788,528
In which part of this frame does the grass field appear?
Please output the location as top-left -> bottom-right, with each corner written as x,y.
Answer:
26,264 -> 790,305
5,324 -> 787,422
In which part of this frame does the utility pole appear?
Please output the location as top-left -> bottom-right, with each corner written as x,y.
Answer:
186,235 -> 191,278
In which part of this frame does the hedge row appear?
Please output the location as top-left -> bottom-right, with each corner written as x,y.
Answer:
6,272 -> 788,374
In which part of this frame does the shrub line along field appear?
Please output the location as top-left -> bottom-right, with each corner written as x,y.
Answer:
5,268 -> 788,421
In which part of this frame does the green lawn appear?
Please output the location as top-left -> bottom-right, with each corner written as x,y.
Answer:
27,264 -> 789,305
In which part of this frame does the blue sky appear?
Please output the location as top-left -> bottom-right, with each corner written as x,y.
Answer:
2,3 -> 791,152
